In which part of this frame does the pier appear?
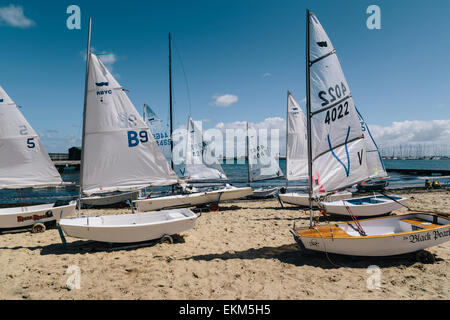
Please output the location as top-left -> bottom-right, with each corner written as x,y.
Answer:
386,168 -> 450,176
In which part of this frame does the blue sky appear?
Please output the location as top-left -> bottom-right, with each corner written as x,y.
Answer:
1,0 -> 450,153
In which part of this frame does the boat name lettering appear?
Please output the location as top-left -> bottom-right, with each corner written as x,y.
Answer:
17,211 -> 53,223
309,239 -> 320,247
409,232 -> 431,243
433,228 -> 450,241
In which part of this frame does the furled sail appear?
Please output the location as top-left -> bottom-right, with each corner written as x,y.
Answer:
356,107 -> 387,178
143,104 -> 171,162
81,54 -> 178,195
183,117 -> 227,181
0,86 -> 63,189
308,13 -> 370,195
286,92 -> 308,180
247,122 -> 283,181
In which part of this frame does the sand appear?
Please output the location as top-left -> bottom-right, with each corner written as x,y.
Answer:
0,189 -> 449,300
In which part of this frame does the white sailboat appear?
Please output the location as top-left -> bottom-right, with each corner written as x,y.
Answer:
133,34 -> 252,212
278,92 -> 352,206
133,117 -> 253,211
290,10 -> 450,257
321,107 -> 408,217
0,86 -> 76,231
246,121 -> 283,198
59,19 -> 197,243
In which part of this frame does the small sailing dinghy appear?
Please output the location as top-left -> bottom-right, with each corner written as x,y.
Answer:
133,117 -> 252,211
290,10 -> 450,257
0,86 -> 76,231
59,20 -> 197,243
246,121 -> 283,199
278,92 -> 352,206
321,108 -> 407,216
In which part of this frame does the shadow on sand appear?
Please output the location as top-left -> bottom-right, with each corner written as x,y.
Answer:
181,243 -> 441,269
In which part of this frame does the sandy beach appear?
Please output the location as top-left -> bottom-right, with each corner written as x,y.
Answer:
0,188 -> 449,300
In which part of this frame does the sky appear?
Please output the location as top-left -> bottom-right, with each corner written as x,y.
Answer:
1,0 -> 450,154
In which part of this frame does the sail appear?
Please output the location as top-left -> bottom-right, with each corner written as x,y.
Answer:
356,107 -> 387,178
81,54 -> 178,195
143,104 -> 171,162
308,13 -> 370,195
183,117 -> 227,181
247,122 -> 283,181
286,93 -> 308,180
0,86 -> 63,189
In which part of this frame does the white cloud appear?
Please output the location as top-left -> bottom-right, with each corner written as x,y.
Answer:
210,94 -> 239,107
0,5 -> 35,28
262,72 -> 271,78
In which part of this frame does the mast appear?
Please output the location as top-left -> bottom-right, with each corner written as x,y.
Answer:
305,9 -> 314,228
168,33 -> 174,171
78,17 -> 92,217
246,121 -> 251,185
285,90 -> 290,189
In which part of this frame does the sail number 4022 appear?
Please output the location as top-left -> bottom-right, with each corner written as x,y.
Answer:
324,101 -> 349,124
318,82 -> 347,107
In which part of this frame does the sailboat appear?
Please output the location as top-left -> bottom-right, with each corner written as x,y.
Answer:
133,117 -> 253,211
132,34 -> 252,212
321,107 -> 408,217
246,121 -> 283,198
278,92 -> 352,206
143,103 -> 171,163
0,86 -> 76,232
59,19 -> 197,243
290,10 -> 450,256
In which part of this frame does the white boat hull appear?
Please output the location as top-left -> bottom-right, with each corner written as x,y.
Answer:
133,187 -> 253,212
279,191 -> 352,206
0,201 -> 77,230
81,191 -> 139,206
59,209 -> 197,243
250,187 -> 280,199
293,213 -> 450,256
322,195 -> 408,217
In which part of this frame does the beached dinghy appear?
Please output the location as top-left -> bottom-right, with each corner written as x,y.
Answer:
134,117 -> 253,211
288,10 -> 447,257
278,92 -> 352,206
59,20 -> 197,243
245,121 -> 283,198
292,213 -> 450,256
322,195 -> 408,217
81,190 -> 139,207
0,86 -> 76,231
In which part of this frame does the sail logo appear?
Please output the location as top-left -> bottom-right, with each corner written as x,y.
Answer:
317,41 -> 328,47
97,90 -> 112,95
96,82 -> 109,87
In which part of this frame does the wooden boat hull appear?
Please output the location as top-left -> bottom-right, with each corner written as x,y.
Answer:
0,201 -> 77,230
59,209 -> 197,243
133,187 -> 253,212
279,191 -> 352,207
322,195 -> 408,217
81,191 -> 139,206
292,213 -> 450,256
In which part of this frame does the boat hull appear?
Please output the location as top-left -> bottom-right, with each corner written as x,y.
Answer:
81,191 -> 139,206
279,191 -> 352,207
292,213 -> 450,256
59,209 -> 197,243
133,187 -> 253,212
322,195 -> 408,217
0,202 -> 77,230
249,187 -> 280,199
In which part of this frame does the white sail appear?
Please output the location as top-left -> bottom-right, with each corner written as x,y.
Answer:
143,104 -> 171,162
0,86 -> 63,189
308,13 -> 370,196
286,93 -> 308,180
81,54 -> 178,195
247,122 -> 283,181
356,107 -> 387,178
183,117 -> 227,181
